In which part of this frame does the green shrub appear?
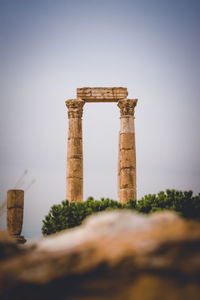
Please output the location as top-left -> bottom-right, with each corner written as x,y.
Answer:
42,190 -> 200,236
136,189 -> 200,219
42,197 -> 126,236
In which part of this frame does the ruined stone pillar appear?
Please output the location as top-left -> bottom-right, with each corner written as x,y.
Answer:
7,189 -> 26,244
118,99 -> 138,203
65,99 -> 85,202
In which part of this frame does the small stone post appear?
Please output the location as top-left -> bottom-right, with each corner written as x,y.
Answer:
7,189 -> 26,244
65,99 -> 85,202
118,99 -> 138,203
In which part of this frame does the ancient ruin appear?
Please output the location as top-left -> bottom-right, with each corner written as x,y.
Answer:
7,189 -> 26,244
65,87 -> 138,203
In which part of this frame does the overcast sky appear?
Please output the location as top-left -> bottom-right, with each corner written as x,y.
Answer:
0,0 -> 200,241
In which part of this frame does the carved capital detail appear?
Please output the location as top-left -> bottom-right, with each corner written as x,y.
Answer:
118,99 -> 138,117
65,99 -> 85,118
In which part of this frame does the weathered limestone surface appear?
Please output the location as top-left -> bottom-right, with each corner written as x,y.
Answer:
118,99 -> 138,203
65,99 -> 85,202
6,190 -> 26,244
77,87 -> 128,102
66,87 -> 138,204
0,211 -> 200,300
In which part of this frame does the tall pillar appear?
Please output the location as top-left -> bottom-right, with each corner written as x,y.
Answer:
118,99 -> 138,203
65,99 -> 85,202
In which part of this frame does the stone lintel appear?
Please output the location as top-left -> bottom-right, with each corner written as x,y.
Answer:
77,87 -> 128,102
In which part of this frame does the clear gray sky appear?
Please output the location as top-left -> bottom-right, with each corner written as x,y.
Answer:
0,0 -> 200,240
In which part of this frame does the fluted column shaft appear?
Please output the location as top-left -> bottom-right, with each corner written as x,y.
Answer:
118,99 -> 138,203
65,99 -> 85,202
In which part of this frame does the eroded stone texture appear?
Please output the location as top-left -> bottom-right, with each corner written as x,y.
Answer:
77,87 -> 128,102
66,88 -> 138,204
118,99 -> 138,203
6,190 -> 26,244
65,99 -> 85,202
0,211 -> 200,300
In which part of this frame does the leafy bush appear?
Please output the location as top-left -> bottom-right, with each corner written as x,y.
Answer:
136,190 -> 200,218
42,197 -> 129,235
42,190 -> 200,235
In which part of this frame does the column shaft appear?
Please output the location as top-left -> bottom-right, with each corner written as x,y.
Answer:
7,189 -> 24,235
7,189 -> 26,243
65,99 -> 85,202
118,99 -> 137,203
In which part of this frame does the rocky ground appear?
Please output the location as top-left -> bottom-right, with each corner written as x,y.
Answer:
0,210 -> 200,300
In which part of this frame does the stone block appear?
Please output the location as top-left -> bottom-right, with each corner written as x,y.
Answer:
68,118 -> 82,138
120,149 -> 136,168
7,208 -> 23,235
77,87 -> 128,102
119,188 -> 136,203
119,133 -> 135,149
120,168 -> 135,189
67,158 -> 82,178
67,138 -> 82,158
66,178 -> 83,202
7,190 -> 24,209
120,117 -> 135,133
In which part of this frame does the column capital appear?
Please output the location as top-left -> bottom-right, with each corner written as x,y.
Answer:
118,99 -> 138,117
65,98 -> 85,118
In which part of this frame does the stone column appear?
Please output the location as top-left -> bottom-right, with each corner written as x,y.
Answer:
65,99 -> 85,202
118,99 -> 138,203
7,189 -> 26,244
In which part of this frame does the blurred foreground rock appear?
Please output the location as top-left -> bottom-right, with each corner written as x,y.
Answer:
0,211 -> 200,300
